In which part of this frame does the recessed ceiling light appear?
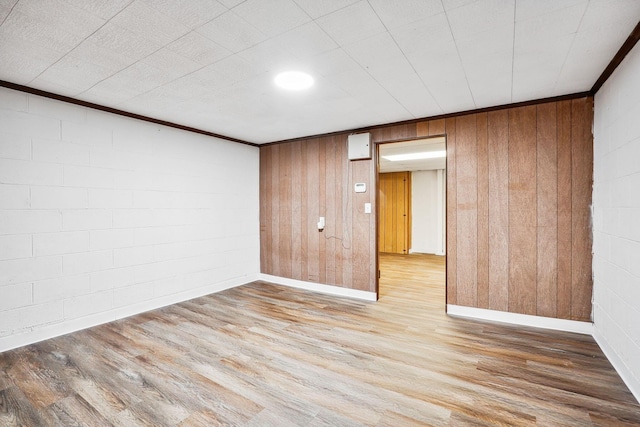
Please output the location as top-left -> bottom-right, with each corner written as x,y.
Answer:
274,71 -> 314,91
382,151 -> 446,161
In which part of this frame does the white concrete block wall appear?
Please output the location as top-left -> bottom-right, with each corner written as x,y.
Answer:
593,42 -> 640,402
0,87 -> 260,351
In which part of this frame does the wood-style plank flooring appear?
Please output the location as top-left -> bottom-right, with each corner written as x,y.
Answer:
1,253 -> 639,426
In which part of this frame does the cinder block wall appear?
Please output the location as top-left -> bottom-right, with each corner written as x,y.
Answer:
593,43 -> 640,401
0,87 -> 260,351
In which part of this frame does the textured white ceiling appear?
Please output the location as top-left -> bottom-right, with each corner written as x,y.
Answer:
1,0 -> 638,144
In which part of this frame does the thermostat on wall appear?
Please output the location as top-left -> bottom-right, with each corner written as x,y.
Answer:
354,183 -> 366,193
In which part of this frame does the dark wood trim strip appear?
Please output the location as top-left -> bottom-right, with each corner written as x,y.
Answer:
591,20 -> 640,95
0,80 -> 258,147
263,91 -> 591,146
2,77 -> 600,148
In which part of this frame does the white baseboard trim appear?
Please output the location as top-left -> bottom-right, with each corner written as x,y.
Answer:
446,304 -> 594,335
0,274 -> 258,353
409,248 -> 439,255
408,249 -> 445,256
259,274 -> 378,302
593,327 -> 640,404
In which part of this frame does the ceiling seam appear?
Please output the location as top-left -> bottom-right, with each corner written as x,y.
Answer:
371,2 -> 446,115
442,0 -> 477,109
300,4 -> 405,116
344,0 -> 418,118
149,7 -> 314,102
75,5 -> 273,104
551,0 -> 590,94
0,0 -> 18,27
77,1 -> 199,99
27,0 -> 136,87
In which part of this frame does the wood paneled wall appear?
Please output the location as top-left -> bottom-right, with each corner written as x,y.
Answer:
260,136 -> 377,292
444,99 -> 594,321
260,97 -> 594,321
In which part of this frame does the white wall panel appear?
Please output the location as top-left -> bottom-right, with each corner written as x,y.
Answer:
0,184 -> 30,209
593,42 -> 640,403
0,210 -> 62,235
0,158 -> 63,186
411,170 -> 444,254
0,86 -> 260,351
0,131 -> 31,160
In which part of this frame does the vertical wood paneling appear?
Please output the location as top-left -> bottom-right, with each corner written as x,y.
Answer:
306,140 -> 320,282
325,137 -> 337,285
291,141 -> 303,281
429,119 -> 446,136
379,172 -> 410,254
318,140 -> 327,284
557,100 -> 573,319
334,136 -> 345,286
571,98 -> 594,321
341,137 -> 353,289
279,143 -> 292,279
370,124 -> 417,143
487,110 -> 509,312
536,103 -> 558,318
508,106 -> 537,315
416,121 -> 429,137
260,145 -> 271,274
352,159 -> 373,291
260,133 -> 373,291
300,141 -> 309,282
445,118 -> 457,305
259,97 -> 594,320
476,113 -> 489,309
405,173 -> 411,252
455,115 -> 478,307
270,145 -> 280,275
416,119 -> 445,137
395,174 -> 404,252
382,174 -> 393,251
379,172 -> 385,250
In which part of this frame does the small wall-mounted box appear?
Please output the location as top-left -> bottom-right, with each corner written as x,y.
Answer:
348,133 -> 371,160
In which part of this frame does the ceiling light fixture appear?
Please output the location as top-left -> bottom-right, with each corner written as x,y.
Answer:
382,151 -> 447,161
274,71 -> 314,91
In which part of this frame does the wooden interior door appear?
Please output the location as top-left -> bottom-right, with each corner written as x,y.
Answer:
379,172 -> 411,254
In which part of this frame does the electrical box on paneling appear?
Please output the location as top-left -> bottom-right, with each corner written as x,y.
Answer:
348,133 -> 371,160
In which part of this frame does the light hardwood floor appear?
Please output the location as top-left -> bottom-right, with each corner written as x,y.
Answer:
1,253 -> 638,426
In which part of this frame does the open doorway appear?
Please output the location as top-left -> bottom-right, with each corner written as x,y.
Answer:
377,137 -> 446,304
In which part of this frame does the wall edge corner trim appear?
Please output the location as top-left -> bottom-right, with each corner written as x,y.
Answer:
593,328 -> 640,404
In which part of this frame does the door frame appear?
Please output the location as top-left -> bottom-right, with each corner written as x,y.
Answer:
374,135 -> 447,304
